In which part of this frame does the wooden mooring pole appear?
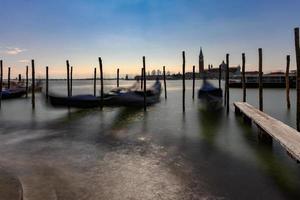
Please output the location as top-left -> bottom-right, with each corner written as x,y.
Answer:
46,66 -> 49,98
94,68 -> 96,96
143,56 -> 146,111
70,66 -> 73,96
163,66 -> 167,99
286,55 -> 291,109
26,66 -> 28,98
218,64 -> 221,89
31,60 -> 35,109
295,28 -> 300,131
192,65 -> 195,100
258,48 -> 263,111
18,74 -> 21,82
66,60 -> 70,98
117,68 -> 119,87
0,60 -> 3,108
99,57 -> 104,110
182,51 -> 186,112
8,67 -> 10,89
226,54 -> 229,114
242,53 -> 246,102
141,68 -> 144,90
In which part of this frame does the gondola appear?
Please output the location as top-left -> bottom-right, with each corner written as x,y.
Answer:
1,88 -> 26,100
198,79 -> 223,110
105,80 -> 161,107
48,81 -> 162,108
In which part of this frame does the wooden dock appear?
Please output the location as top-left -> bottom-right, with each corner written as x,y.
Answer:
234,102 -> 300,162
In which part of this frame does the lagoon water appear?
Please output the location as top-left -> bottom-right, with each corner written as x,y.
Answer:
0,79 -> 299,200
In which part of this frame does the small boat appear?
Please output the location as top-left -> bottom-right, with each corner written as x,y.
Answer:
105,80 -> 161,107
48,94 -> 104,108
1,88 -> 26,100
198,80 -> 223,110
48,81 -> 161,108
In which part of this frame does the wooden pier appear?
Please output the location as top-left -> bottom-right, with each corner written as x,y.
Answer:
234,102 -> 300,162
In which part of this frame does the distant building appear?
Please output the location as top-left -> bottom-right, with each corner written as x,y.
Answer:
199,48 -> 204,74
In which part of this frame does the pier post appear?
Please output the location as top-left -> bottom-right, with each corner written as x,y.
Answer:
143,56 -> 146,111
18,74 -> 21,82
31,60 -> 35,109
258,48 -> 263,111
192,65 -> 195,100
70,66 -> 73,97
242,53 -> 246,102
226,54 -> 230,114
182,51 -> 186,112
286,55 -> 291,109
141,68 -> 144,90
66,60 -> 70,98
0,60 -> 3,108
8,67 -> 10,89
99,57 -> 104,110
46,66 -> 49,98
163,66 -> 167,99
295,28 -> 300,131
117,68 -> 119,87
26,66 -> 28,98
94,68 -> 96,96
218,64 -> 221,89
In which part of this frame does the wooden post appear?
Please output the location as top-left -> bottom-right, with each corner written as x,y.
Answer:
182,51 -> 186,112
94,68 -> 96,96
31,60 -> 35,109
8,67 -> 10,89
141,68 -> 144,90
99,57 -> 104,110
242,53 -> 246,102
26,66 -> 28,98
258,48 -> 263,111
66,60 -> 70,97
192,65 -> 195,100
46,66 -> 49,98
218,64 -> 221,89
286,55 -> 291,109
143,56 -> 146,111
18,74 -> 21,82
117,68 -> 119,87
0,60 -> 3,108
163,66 -> 167,99
294,28 -> 300,131
226,54 -> 229,114
70,66 -> 73,96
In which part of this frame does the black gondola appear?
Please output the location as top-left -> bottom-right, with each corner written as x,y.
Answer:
1,88 -> 26,100
198,79 -> 223,110
48,81 -> 161,108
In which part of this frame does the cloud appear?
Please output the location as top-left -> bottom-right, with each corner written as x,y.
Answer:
2,47 -> 27,55
18,59 -> 29,63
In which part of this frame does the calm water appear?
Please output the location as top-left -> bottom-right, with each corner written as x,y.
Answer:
0,79 -> 299,200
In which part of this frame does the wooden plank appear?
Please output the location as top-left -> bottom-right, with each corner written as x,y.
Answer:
234,102 -> 300,162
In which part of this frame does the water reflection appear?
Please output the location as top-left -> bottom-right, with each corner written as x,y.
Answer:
198,108 -> 223,145
235,116 -> 300,199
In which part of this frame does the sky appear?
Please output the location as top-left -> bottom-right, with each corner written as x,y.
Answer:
0,0 -> 300,78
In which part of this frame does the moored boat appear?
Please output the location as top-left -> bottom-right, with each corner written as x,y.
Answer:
105,80 -> 161,107
48,80 -> 162,108
198,80 -> 223,110
1,88 -> 26,100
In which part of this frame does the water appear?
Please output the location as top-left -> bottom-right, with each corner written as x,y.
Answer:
0,80 -> 299,200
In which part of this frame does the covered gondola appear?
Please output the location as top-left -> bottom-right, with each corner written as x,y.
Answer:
198,80 -> 223,110
48,81 -> 161,108
1,88 -> 26,100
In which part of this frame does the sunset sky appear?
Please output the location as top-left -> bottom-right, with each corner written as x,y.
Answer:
1,0 -> 300,78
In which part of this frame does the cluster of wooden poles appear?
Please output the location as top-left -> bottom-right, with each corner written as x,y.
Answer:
227,27 -> 300,131
0,27 -> 300,130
